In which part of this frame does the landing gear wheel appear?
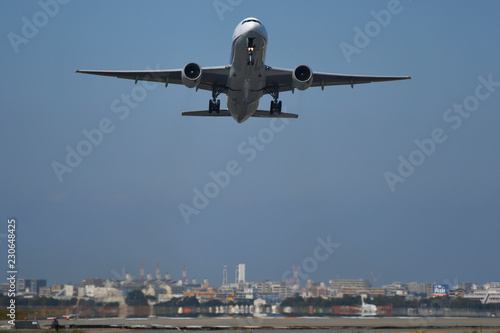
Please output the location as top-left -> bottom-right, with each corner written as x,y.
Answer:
209,99 -> 221,113
268,85 -> 282,115
270,100 -> 282,115
209,84 -> 225,113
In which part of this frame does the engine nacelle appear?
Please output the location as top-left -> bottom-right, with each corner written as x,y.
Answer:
182,62 -> 202,88
292,65 -> 313,91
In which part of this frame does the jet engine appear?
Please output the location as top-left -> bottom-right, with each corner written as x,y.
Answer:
182,62 -> 202,88
292,65 -> 313,91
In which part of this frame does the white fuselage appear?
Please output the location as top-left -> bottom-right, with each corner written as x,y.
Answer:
361,296 -> 377,317
227,18 -> 268,123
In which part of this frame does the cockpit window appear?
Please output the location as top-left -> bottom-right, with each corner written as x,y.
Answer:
242,19 -> 261,25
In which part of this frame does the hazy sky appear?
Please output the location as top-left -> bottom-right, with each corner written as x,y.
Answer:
1,1 -> 499,288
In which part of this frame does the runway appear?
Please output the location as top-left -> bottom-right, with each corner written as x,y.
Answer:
13,315 -> 500,332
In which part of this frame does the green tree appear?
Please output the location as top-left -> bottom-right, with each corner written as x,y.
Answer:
125,290 -> 148,306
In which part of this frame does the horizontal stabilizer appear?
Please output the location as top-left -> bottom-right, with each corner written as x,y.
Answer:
182,110 -> 232,117
252,110 -> 298,118
182,109 -> 298,118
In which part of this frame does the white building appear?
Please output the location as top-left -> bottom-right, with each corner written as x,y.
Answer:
238,264 -> 246,283
464,289 -> 500,304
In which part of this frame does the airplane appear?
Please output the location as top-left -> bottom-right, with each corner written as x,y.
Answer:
47,314 -> 79,321
360,295 -> 377,317
49,300 -> 80,320
77,17 -> 410,124
62,313 -> 80,320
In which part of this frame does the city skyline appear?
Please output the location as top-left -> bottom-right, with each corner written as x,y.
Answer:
10,271 -> 500,305
17,262 -> 496,289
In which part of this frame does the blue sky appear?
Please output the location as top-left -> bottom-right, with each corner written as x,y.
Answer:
1,0 -> 499,288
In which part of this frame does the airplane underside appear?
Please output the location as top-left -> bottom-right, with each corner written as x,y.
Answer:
76,17 -> 410,124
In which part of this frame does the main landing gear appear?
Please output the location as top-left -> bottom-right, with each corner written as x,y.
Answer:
209,99 -> 220,113
269,86 -> 282,115
209,84 -> 224,113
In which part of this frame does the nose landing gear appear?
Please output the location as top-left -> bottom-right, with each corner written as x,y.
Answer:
247,38 -> 255,66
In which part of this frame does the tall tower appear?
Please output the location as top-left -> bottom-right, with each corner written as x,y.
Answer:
235,264 -> 239,284
222,264 -> 228,286
140,263 -> 145,281
294,265 -> 299,285
156,263 -> 161,281
238,264 -> 246,283
182,264 -> 187,285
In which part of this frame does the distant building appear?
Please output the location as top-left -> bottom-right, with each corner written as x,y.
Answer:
32,279 -> 47,294
17,279 -> 47,294
51,284 -> 64,294
339,287 -> 386,297
458,282 -> 476,292
254,281 -> 297,301
464,289 -> 500,304
406,282 -> 427,295
449,288 -> 466,299
329,279 -> 370,290
328,279 -> 373,298
183,287 -> 217,301
383,282 -> 407,296
17,279 -> 26,292
426,284 -> 434,298
82,278 -> 103,287
38,286 -> 52,297
306,283 -> 327,298
0,283 -> 10,295
487,282 -> 500,289
82,285 -> 121,299
216,285 -> 237,301
238,264 -> 246,283
327,288 -> 342,298
56,284 -> 74,298
366,288 -> 386,297
170,284 -> 187,297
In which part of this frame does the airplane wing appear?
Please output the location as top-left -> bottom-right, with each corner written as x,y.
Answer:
182,109 -> 298,118
264,67 -> 411,93
76,66 -> 229,92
